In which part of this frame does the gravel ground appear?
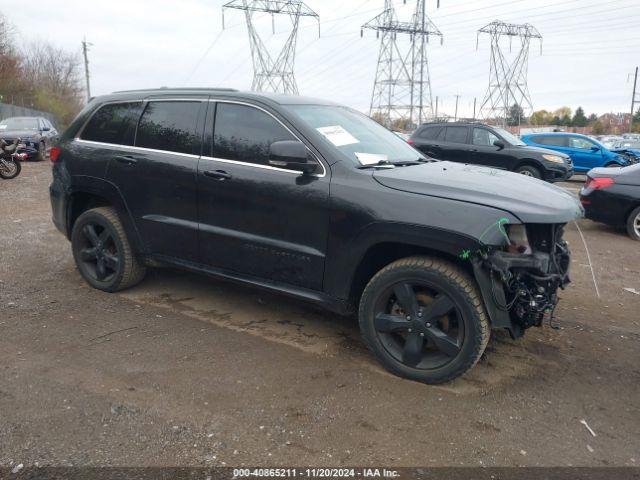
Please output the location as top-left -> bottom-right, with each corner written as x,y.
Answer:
0,162 -> 638,468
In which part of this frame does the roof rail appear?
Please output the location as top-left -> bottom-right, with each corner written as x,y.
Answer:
112,87 -> 239,94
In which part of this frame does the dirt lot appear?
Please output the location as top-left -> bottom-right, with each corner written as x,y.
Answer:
0,162 -> 638,468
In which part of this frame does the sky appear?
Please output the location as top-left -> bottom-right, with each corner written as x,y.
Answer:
2,0 -> 639,118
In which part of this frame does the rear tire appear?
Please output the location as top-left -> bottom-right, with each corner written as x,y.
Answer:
627,206 -> 640,241
358,256 -> 490,384
516,165 -> 541,179
71,207 -> 146,292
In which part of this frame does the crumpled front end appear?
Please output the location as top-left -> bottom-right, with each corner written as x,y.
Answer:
473,224 -> 572,338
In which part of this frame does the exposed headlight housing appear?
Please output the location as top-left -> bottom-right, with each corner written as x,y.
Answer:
542,154 -> 565,164
506,224 -> 532,255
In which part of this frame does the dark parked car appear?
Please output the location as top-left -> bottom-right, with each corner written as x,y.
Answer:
579,164 -> 640,241
50,89 -> 581,384
409,122 -> 573,181
0,116 -> 58,161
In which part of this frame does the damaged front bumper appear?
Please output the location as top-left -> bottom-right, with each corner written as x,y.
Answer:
473,224 -> 571,339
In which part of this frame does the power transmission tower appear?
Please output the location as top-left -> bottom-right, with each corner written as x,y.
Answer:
362,0 -> 442,129
81,38 -> 93,103
476,20 -> 542,126
222,0 -> 319,95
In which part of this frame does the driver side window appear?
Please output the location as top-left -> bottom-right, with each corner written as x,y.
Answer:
213,103 -> 297,166
472,128 -> 500,147
569,137 -> 595,150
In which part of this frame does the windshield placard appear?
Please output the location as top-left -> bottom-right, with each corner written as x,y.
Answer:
316,125 -> 360,147
355,152 -> 389,165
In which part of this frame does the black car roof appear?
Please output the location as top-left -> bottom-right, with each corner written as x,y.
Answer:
97,88 -> 339,107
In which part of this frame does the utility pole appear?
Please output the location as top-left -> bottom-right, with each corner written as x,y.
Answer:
362,0 -> 442,128
435,96 -> 439,120
82,38 -> 92,103
454,95 -> 460,121
630,66 -> 638,133
472,97 -> 477,120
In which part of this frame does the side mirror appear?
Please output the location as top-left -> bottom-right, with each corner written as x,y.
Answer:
41,126 -> 51,132
493,140 -> 505,150
590,145 -> 601,152
269,140 -> 319,175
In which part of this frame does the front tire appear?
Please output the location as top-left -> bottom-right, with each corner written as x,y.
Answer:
71,207 -> 146,292
516,165 -> 541,179
359,256 -> 490,384
627,206 -> 640,241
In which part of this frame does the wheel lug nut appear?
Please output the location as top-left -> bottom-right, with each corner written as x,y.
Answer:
420,333 -> 424,337
408,328 -> 412,333
426,323 -> 432,328
406,316 -> 411,321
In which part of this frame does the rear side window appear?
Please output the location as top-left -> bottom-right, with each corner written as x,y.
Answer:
213,103 -> 296,166
417,126 -> 442,140
136,101 -> 202,155
533,135 -> 567,147
81,102 -> 143,145
445,126 -> 468,144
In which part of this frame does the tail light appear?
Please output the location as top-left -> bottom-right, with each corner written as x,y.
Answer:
50,146 -> 61,163
584,176 -> 614,190
407,139 -> 414,145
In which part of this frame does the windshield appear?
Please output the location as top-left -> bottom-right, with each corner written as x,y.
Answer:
493,127 -> 526,146
0,118 -> 39,131
286,105 -> 425,165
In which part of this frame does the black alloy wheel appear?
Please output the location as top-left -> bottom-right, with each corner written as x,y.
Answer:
76,222 -> 120,283
374,282 -> 463,369
359,257 -> 490,384
71,207 -> 146,292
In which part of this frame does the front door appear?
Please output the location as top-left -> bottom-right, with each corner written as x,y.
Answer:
197,101 -> 330,291
105,99 -> 206,262
469,127 -> 507,168
568,136 -> 604,171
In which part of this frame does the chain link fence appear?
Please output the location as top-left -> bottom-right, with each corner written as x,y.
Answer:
0,102 -> 57,127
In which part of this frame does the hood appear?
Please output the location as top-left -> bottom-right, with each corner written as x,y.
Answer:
0,129 -> 40,139
373,161 -> 583,224
516,144 -> 571,160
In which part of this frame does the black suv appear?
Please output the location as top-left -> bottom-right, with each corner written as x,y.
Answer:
409,122 -> 573,182
0,116 -> 58,161
50,89 -> 581,384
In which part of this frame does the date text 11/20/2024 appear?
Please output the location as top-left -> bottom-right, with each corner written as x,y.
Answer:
233,468 -> 400,478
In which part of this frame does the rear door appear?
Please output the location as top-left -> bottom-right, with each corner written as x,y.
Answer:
105,98 -> 206,262
567,136 -> 605,171
411,125 -> 443,158
439,126 -> 471,163
196,100 -> 330,291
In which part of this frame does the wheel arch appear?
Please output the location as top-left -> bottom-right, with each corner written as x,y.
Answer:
341,223 -> 480,307
514,158 -> 544,174
65,177 -> 145,255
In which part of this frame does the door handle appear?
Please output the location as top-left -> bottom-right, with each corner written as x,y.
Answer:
204,170 -> 232,181
115,155 -> 138,166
